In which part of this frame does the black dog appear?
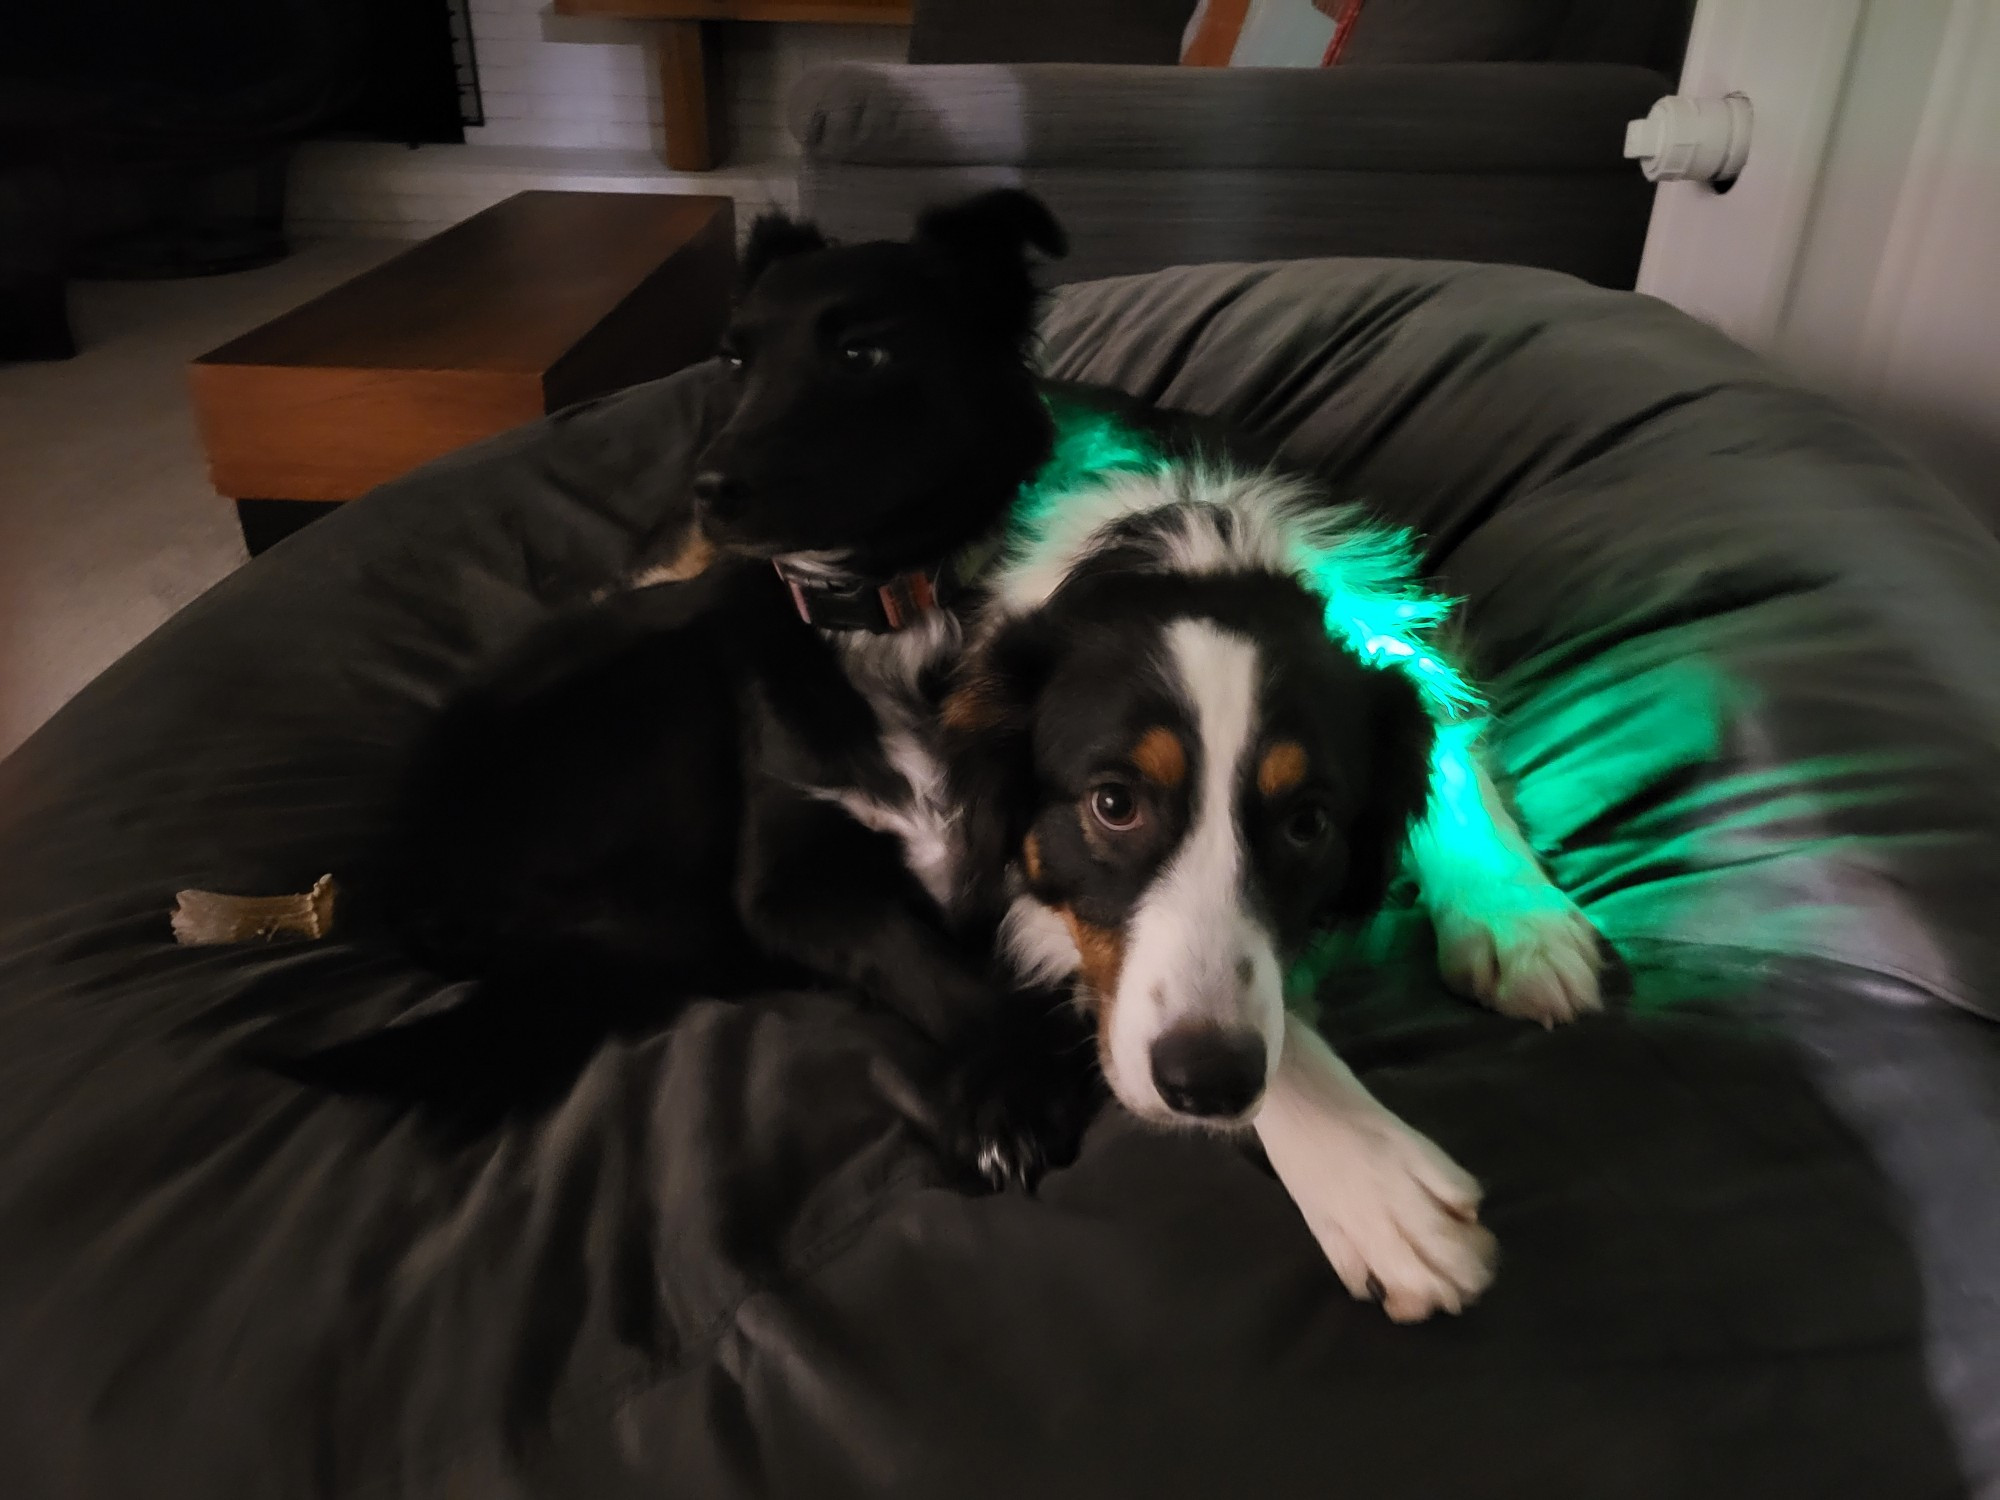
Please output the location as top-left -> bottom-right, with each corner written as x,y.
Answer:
326,192 -> 1099,1185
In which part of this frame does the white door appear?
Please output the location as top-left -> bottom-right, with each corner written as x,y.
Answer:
1635,0 -> 2000,511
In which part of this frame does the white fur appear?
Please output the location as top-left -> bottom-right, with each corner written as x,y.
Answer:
1001,893 -> 1084,989
1255,1013 -> 1497,1322
829,724 -> 959,909
996,464 -> 1330,618
1412,757 -> 1604,1027
832,603 -> 958,707
768,548 -> 857,583
1102,620 -> 1286,1122
801,583 -> 970,912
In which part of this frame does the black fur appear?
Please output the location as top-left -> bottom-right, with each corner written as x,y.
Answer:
694,191 -> 1061,574
297,193 -> 1094,1187
737,212 -> 828,291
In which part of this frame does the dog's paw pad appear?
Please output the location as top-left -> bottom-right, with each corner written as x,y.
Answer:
1436,884 -> 1604,1028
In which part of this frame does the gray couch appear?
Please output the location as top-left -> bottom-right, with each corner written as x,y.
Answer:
5,254 -> 1995,1498
789,0 -> 1690,287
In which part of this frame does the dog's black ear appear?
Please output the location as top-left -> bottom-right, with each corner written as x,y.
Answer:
1322,669 -> 1437,924
916,189 -> 1069,264
739,211 -> 829,293
942,618 -> 1057,913
915,190 -> 1068,346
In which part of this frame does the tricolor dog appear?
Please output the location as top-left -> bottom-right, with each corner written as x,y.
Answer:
944,428 -> 1603,1320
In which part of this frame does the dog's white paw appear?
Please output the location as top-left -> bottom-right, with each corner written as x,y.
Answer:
1434,879 -> 1603,1028
1283,1111 -> 1498,1323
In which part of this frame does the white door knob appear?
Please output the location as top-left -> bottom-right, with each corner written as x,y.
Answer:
1624,93 -> 1753,183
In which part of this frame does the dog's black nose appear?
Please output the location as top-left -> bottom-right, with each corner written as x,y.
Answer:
691,469 -> 746,518
1149,1027 -> 1267,1118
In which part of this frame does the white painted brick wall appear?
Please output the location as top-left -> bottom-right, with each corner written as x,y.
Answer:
293,4 -> 906,241
288,142 -> 801,242
462,0 -> 907,160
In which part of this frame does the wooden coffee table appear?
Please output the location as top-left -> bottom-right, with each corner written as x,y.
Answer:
189,191 -> 734,554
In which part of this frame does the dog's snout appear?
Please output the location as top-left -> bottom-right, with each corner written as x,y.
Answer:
690,469 -> 748,516
1149,1026 -> 1267,1119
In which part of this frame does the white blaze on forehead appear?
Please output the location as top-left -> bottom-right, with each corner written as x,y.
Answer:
1104,618 -> 1287,1120
993,465 -> 1330,620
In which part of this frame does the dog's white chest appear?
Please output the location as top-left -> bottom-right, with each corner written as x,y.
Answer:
818,612 -> 965,911
834,728 -> 960,910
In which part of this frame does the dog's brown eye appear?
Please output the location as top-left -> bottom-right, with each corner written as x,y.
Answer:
1089,783 -> 1142,832
839,342 -> 889,371
1284,802 -> 1331,849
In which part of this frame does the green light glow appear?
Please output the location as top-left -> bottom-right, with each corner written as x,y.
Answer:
1022,396 -> 1487,724
1014,402 -> 1167,533
1297,533 -> 1485,723
1022,397 -> 1491,741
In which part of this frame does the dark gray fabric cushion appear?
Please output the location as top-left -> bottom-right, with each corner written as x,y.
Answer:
802,160 -> 1657,286
1,259 -> 1995,1498
1341,0 -> 1569,63
790,61 -> 1666,285
792,61 -> 1663,172
1547,0 -> 1695,71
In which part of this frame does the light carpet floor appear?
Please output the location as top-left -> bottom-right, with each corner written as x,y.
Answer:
0,239 -> 401,759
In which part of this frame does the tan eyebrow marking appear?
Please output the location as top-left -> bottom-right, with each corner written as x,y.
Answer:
1130,726 -> 1187,788
1257,740 -> 1309,799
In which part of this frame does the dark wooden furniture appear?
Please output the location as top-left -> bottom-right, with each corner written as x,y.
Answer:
550,0 -> 912,171
190,190 -> 733,552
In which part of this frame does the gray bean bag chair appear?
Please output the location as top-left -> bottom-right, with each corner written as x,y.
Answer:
3,259 -> 1997,1499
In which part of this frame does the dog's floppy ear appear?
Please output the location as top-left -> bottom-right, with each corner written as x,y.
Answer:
915,190 -> 1068,345
1322,669 -> 1437,925
917,188 -> 1068,264
942,618 -> 1057,912
739,210 -> 829,293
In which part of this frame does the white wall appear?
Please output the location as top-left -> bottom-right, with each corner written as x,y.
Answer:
290,6 -> 909,242
466,0 -> 909,159
1793,0 -> 2000,512
1636,0 -> 2000,516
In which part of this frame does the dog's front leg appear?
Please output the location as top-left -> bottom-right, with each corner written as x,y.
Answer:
1412,735 -> 1603,1027
738,787 -> 994,1042
1254,1013 -> 1497,1322
738,788 -> 1101,1188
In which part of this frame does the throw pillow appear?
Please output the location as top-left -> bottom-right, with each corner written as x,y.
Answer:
1182,0 -> 1570,67
1181,0 -> 1364,68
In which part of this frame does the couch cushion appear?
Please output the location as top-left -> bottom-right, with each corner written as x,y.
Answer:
0,258 -> 1994,1498
1342,0 -> 1570,62
792,60 -> 1664,172
1181,0 -> 1572,67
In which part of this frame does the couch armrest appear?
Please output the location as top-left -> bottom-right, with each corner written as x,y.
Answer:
790,61 -> 1669,174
